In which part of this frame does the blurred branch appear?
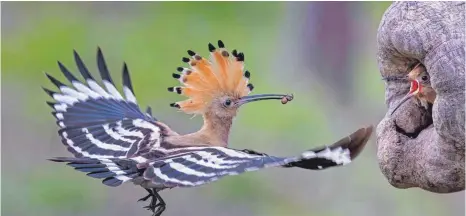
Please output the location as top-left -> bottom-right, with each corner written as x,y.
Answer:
302,2 -> 354,105
376,2 -> 465,193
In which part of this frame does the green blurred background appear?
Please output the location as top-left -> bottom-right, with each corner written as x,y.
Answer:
1,2 -> 464,216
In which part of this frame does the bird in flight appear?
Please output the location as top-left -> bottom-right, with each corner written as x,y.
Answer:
390,63 -> 436,115
44,40 -> 373,216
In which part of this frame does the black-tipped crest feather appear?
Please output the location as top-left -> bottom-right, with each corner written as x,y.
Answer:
237,52 -> 245,61
208,43 -> 216,52
187,50 -> 196,56
244,71 -> 250,78
247,83 -> 254,91
218,40 -> 225,48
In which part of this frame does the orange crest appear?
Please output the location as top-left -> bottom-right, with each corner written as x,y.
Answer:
168,40 -> 253,114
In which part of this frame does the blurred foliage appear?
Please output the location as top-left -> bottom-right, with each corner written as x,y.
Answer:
26,167 -> 106,210
2,2 -> 463,216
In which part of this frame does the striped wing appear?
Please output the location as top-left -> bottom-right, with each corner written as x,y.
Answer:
140,146 -> 351,188
49,145 -> 351,187
44,48 -> 163,159
138,126 -> 373,188
50,126 -> 373,188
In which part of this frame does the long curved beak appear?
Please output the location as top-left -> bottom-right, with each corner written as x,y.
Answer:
238,94 -> 293,106
390,80 -> 421,115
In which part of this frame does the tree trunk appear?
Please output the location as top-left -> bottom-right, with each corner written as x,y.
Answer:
376,2 -> 465,193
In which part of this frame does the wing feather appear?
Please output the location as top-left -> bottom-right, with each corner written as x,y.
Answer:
49,126 -> 372,188
142,145 -> 352,188
44,48 -> 167,159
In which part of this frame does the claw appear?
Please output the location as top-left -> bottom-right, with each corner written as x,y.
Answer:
138,194 -> 152,202
153,204 -> 166,216
138,188 -> 166,215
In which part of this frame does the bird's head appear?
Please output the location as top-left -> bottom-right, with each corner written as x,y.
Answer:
391,63 -> 435,115
168,40 -> 293,119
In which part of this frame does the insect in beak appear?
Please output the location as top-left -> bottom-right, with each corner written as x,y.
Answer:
238,94 -> 294,106
390,80 -> 422,115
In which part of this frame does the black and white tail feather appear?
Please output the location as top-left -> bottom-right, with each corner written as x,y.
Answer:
44,48 -> 163,159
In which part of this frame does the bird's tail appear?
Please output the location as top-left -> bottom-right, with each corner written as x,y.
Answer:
49,157 -> 141,187
285,126 -> 373,170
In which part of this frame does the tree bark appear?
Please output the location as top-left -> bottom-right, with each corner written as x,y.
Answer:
376,2 -> 465,193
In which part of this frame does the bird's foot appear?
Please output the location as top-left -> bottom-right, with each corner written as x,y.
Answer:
152,190 -> 166,216
152,203 -> 166,216
139,189 -> 166,216
142,196 -> 158,212
139,189 -> 158,211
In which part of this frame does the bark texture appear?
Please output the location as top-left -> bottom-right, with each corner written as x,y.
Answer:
376,2 -> 465,193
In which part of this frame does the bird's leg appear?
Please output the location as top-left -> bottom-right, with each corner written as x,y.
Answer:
152,190 -> 166,216
138,188 -> 159,212
138,188 -> 166,216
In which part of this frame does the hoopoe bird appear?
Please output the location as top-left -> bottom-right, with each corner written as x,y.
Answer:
391,63 -> 436,115
44,40 -> 373,216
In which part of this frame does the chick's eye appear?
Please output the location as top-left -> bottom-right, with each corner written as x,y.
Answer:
224,99 -> 232,107
421,75 -> 429,81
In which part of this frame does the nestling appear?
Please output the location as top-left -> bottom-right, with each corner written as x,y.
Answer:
391,63 -> 436,115
43,40 -> 372,216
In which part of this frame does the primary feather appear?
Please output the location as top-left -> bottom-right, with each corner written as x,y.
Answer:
44,48 -> 164,159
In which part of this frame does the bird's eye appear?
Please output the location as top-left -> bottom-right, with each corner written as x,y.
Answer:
224,99 -> 232,107
421,75 -> 429,81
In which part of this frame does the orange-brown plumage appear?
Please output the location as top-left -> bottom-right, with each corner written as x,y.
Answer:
211,47 -> 230,86
170,41 -> 252,115
180,70 -> 210,90
176,99 -> 205,114
228,60 -> 245,91
186,56 -> 220,89
167,40 -> 293,146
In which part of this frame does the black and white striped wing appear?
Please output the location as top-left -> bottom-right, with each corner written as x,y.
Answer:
49,126 -> 371,188
49,145 -> 351,187
141,146 -> 352,188
44,48 -> 163,159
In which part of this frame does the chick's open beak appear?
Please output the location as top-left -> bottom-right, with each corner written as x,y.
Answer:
390,80 -> 422,115
238,94 -> 294,106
